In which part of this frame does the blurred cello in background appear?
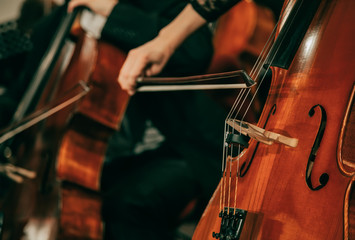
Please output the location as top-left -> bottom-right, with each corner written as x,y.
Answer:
54,19 -> 130,240
0,5 -> 130,239
0,6 -> 91,239
193,0 -> 355,239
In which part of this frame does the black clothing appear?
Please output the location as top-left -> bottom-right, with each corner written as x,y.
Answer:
99,1 -> 227,239
102,145 -> 200,240
190,0 -> 282,22
191,0 -> 241,21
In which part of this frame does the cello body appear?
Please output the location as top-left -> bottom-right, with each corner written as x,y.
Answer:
55,36 -> 129,240
193,0 -> 355,239
0,8 -> 129,239
0,10 -> 93,240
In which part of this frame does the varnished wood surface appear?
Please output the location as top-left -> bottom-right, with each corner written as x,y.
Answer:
192,0 -> 355,239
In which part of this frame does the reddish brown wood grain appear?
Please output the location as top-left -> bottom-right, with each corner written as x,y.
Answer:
193,0 -> 355,239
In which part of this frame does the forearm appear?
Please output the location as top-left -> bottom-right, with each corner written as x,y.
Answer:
152,0 -> 242,59
190,0 -> 241,21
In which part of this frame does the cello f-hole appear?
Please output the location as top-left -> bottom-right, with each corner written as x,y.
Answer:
240,104 -> 276,177
305,104 -> 329,191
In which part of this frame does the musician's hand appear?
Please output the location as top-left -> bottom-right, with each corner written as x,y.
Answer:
118,35 -> 174,95
67,0 -> 117,17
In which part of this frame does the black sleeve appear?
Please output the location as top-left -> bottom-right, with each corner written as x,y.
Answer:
101,4 -> 162,51
190,0 -> 241,22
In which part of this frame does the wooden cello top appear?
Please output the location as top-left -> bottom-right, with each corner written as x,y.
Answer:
192,0 -> 355,239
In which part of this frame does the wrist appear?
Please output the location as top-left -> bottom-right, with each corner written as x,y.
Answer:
157,27 -> 180,55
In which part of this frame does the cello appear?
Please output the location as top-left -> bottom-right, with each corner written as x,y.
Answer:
0,2 -> 132,237
0,6 -> 94,239
54,18 -> 130,240
192,0 -> 355,239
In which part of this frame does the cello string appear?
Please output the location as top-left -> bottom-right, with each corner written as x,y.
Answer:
232,2 -> 282,120
221,0 -> 294,212
226,9 -> 278,119
239,0 -> 300,122
221,66 -> 257,210
228,0 -> 301,212
231,0 -> 297,120
220,87 -> 248,212
233,144 -> 241,209
231,38 -> 275,209
224,86 -> 253,212
221,17 -> 277,212
225,0 -> 289,121
220,28 -> 269,214
220,0 -> 297,212
238,0 -> 299,122
225,89 -> 252,212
